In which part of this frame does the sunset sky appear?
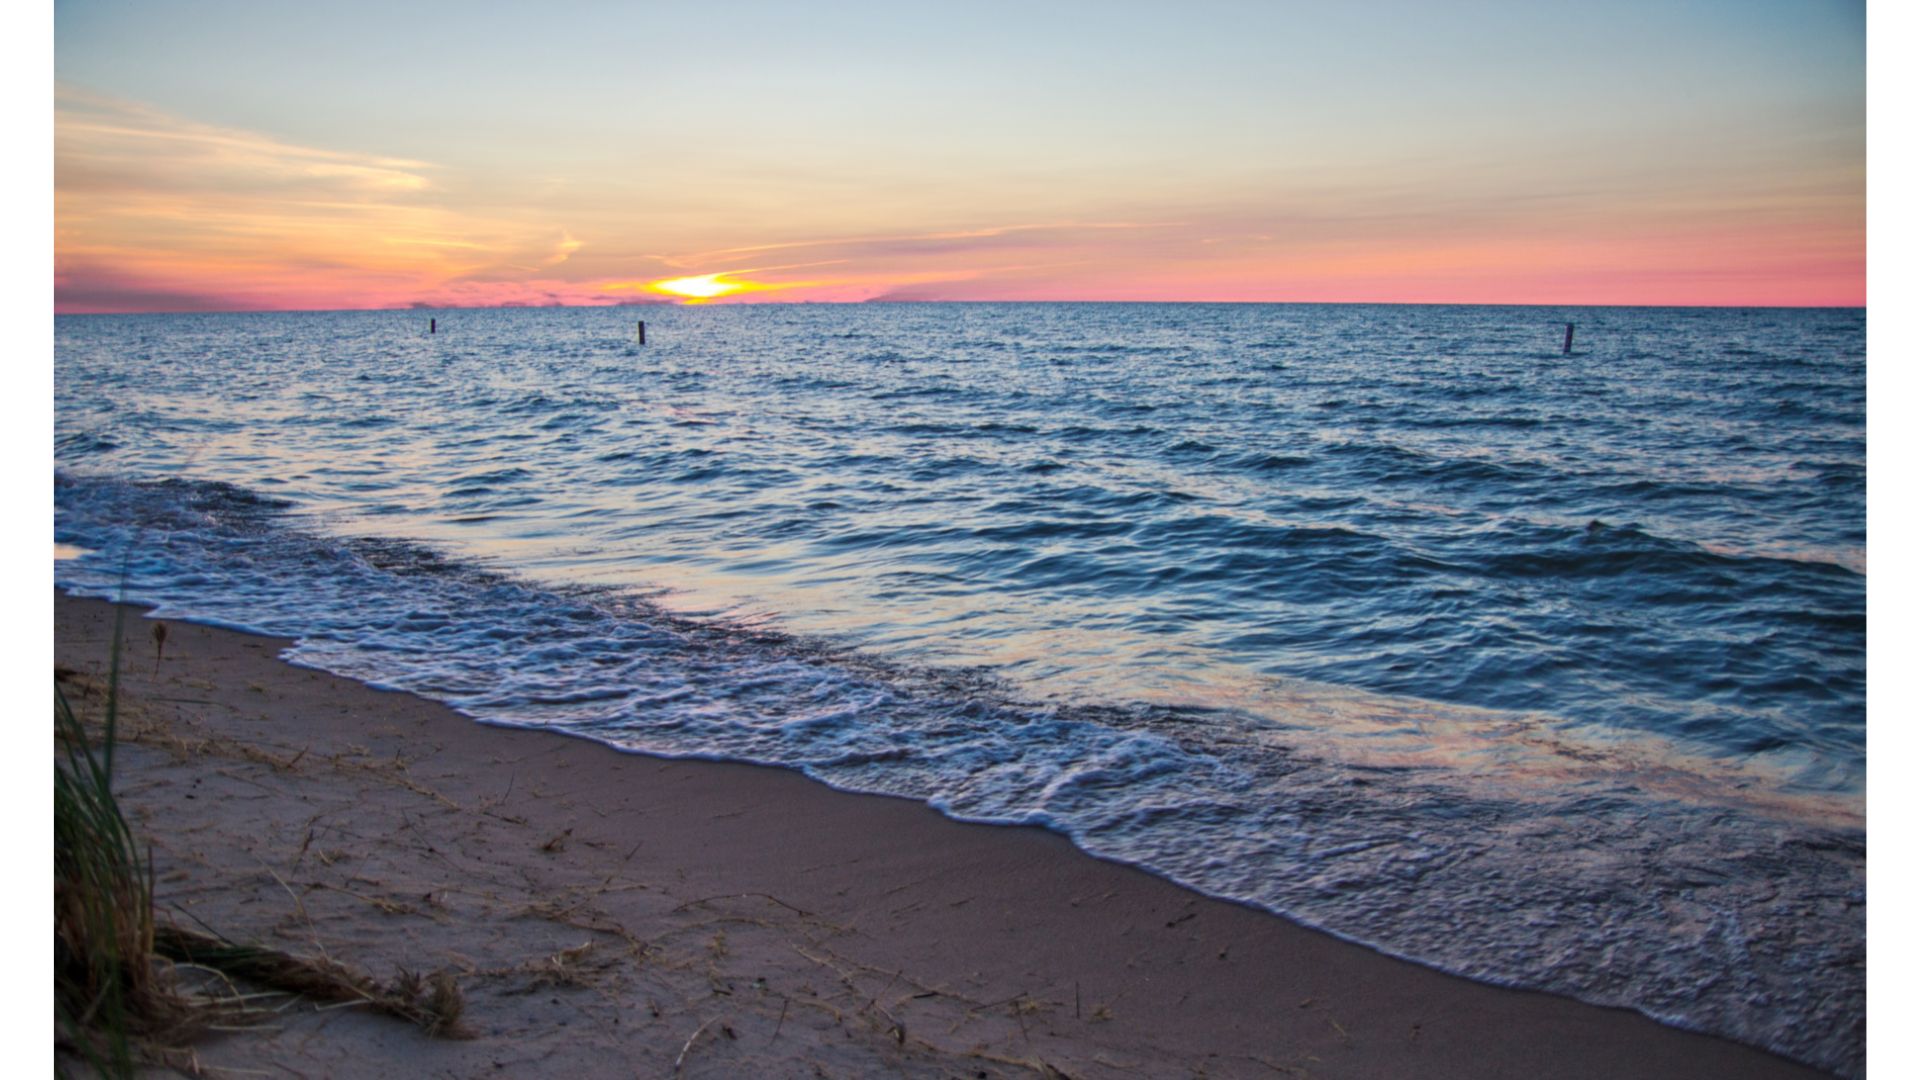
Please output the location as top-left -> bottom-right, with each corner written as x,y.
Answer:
53,0 -> 1864,312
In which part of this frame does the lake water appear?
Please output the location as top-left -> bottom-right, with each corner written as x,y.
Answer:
54,303 -> 1866,1074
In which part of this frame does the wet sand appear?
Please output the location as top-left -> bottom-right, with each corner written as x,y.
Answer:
54,592 -> 1830,1078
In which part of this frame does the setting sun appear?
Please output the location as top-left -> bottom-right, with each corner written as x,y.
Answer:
649,273 -> 766,302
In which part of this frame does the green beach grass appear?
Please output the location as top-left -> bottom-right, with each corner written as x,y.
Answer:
55,604 -> 173,1075
54,604 -> 466,1076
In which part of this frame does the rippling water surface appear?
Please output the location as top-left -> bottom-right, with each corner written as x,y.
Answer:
54,304 -> 1865,1074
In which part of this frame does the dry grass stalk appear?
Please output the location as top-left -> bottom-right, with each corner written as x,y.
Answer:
674,1017 -> 718,1074
155,925 -> 469,1038
506,941 -> 622,993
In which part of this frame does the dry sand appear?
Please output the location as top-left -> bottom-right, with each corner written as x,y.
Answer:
54,592 -> 1830,1078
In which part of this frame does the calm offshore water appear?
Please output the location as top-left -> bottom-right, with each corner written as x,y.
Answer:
54,304 -> 1865,1073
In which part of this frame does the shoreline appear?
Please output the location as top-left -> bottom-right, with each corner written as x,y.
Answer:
54,591 -> 1832,1078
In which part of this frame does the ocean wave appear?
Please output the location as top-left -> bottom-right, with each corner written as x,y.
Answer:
55,303 -> 1865,1074
54,469 -> 1862,1074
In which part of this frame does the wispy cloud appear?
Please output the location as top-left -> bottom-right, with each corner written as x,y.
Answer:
53,83 -> 1860,311
55,86 -> 581,311
656,221 -> 1175,268
539,230 -> 583,269
58,85 -> 434,199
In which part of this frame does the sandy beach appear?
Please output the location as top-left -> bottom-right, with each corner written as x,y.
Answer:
54,591 -> 1830,1078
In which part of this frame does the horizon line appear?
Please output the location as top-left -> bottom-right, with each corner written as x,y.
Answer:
54,297 -> 1870,317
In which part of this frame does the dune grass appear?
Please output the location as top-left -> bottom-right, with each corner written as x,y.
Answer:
55,604 -> 469,1075
54,605 -> 175,1076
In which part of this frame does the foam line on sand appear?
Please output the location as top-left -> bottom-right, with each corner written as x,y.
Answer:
53,592 -> 1829,1078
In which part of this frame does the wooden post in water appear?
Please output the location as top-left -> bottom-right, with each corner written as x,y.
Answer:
1563,322 -> 1574,355
430,317 -> 437,335
637,320 -> 646,346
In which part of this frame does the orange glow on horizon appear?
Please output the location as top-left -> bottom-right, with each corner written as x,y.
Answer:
643,273 -> 777,303
50,91 -> 1862,314
53,0 -> 1864,319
